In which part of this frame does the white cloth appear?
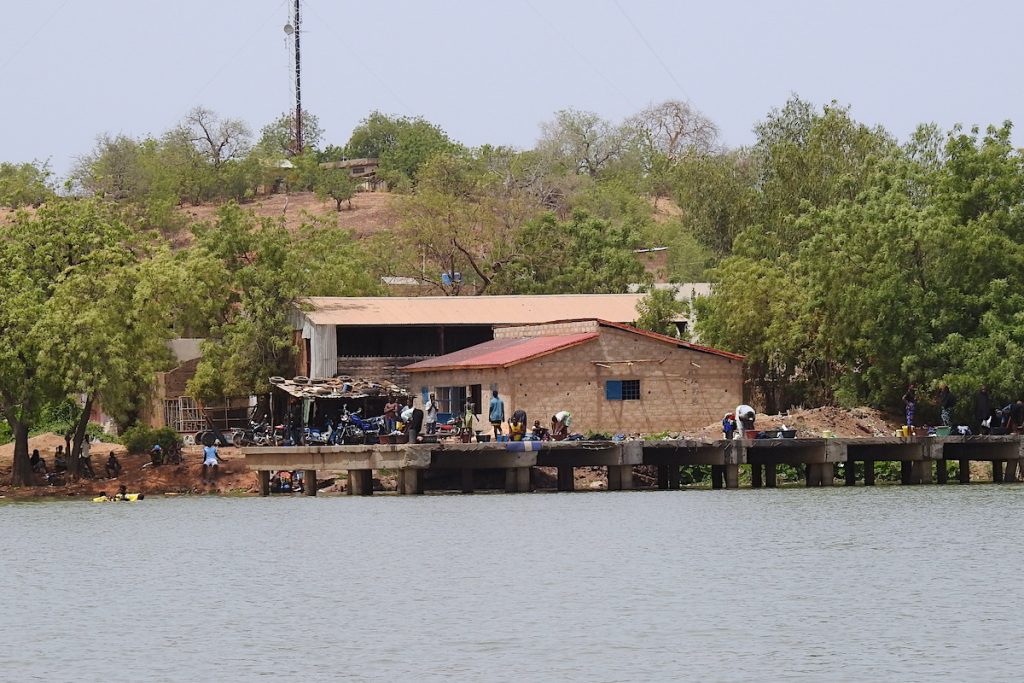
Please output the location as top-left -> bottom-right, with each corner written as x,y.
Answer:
203,445 -> 218,466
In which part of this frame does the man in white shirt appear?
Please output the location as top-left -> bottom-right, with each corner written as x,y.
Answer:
425,393 -> 438,434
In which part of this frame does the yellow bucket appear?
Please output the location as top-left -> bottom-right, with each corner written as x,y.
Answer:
901,425 -> 910,438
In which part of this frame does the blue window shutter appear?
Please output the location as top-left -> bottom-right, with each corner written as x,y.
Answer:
421,387 -> 429,403
605,380 -> 622,400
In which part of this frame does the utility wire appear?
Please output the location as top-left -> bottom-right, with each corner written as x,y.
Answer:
173,0 -> 289,124
522,0 -> 635,107
0,0 -> 73,74
301,0 -> 415,115
612,0 -> 692,102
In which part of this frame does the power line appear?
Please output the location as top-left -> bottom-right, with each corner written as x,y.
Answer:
0,0 -> 73,74
301,0 -> 415,115
522,0 -> 635,107
612,0 -> 692,102
173,0 -> 289,124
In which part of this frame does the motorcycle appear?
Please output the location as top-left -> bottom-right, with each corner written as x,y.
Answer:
302,420 -> 335,446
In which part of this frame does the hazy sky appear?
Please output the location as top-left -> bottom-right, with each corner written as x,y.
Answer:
3,0 -> 1022,176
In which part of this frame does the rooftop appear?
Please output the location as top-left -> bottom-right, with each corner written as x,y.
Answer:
298,294 -> 655,326
404,333 -> 599,372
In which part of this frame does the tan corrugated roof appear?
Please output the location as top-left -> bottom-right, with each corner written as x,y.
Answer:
298,294 -> 649,326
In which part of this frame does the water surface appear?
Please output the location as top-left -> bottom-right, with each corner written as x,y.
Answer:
2,487 -> 1022,681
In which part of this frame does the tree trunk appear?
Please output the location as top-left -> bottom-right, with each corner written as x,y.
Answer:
9,418 -> 32,486
67,395 -> 94,480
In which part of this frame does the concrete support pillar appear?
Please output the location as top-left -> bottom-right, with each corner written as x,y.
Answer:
959,459 -> 970,484
910,461 -> 932,485
993,460 -> 1004,483
657,465 -> 669,489
607,465 -> 634,491
900,461 -> 913,485
461,468 -> 475,494
303,469 -> 317,496
936,460 -> 949,484
864,460 -> 875,486
504,467 -> 530,493
807,463 -> 835,487
398,469 -> 422,495
258,470 -> 270,497
348,469 -> 373,496
557,466 -> 575,492
765,464 -> 777,488
724,464 -> 739,489
751,463 -> 763,489
711,465 -> 724,490
844,461 -> 857,486
1005,460 -> 1020,482
668,466 -> 680,489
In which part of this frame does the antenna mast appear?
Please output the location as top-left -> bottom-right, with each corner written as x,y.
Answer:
293,0 -> 303,155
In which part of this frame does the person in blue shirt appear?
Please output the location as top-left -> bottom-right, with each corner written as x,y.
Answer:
202,443 -> 220,483
488,390 -> 505,439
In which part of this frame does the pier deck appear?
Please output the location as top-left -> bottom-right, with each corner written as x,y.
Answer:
243,435 -> 1024,495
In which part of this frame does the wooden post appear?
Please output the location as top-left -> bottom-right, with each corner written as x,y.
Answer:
657,465 -> 669,489
751,463 -> 763,489
303,469 -> 317,496
461,468 -> 474,493
765,463 -> 777,488
864,460 -> 875,486
958,459 -> 970,484
504,467 -> 530,493
844,460 -> 857,486
557,466 -> 575,492
668,465 -> 681,489
711,465 -> 724,490
993,460 -> 1004,483
936,459 -> 948,484
724,464 -> 739,489
398,469 -> 422,495
348,469 -> 373,496
607,465 -> 634,491
258,470 -> 270,497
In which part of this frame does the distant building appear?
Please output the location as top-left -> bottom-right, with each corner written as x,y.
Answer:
402,319 -> 743,434
319,158 -> 386,191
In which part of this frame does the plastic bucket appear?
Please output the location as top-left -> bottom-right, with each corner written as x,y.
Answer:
901,426 -> 910,438
744,429 -> 759,440
935,426 -> 952,437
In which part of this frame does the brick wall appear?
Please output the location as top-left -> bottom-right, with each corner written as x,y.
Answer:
409,327 -> 742,434
337,356 -> 421,390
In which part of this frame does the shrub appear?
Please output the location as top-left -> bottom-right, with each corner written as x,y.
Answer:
121,425 -> 180,454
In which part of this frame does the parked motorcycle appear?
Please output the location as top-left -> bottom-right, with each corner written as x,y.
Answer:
302,421 -> 335,446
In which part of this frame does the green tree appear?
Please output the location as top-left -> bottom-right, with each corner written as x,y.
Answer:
634,287 -> 685,337
344,111 -> 459,186
0,200 -> 181,484
256,111 -> 324,158
187,205 -> 380,402
314,168 -> 358,211
0,160 -> 54,208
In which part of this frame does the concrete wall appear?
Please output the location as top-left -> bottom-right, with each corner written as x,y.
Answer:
409,327 -> 742,434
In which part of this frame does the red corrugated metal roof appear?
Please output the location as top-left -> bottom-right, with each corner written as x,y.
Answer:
404,333 -> 599,372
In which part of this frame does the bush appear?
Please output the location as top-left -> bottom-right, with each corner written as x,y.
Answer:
121,425 -> 180,455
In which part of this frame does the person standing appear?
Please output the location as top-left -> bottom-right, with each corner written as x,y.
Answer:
407,399 -> 424,444
463,401 -> 476,440
902,384 -> 916,427
105,451 -> 122,479
975,386 -> 993,434
383,396 -> 400,434
425,393 -> 438,435
938,383 -> 956,427
488,390 -> 505,439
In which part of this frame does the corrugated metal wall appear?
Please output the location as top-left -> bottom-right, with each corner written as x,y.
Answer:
303,319 -> 337,378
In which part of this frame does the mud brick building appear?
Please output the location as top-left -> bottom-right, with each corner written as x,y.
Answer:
403,319 -> 743,435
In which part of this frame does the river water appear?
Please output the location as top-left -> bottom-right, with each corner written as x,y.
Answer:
2,486 -> 1023,682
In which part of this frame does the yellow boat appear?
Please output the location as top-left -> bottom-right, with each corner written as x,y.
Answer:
92,493 -> 144,502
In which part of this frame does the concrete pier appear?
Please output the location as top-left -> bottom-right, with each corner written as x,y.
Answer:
243,435 -> 1024,495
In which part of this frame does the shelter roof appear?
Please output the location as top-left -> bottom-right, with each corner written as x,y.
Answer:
297,294 -> 653,326
404,333 -> 599,372
270,375 -> 408,399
